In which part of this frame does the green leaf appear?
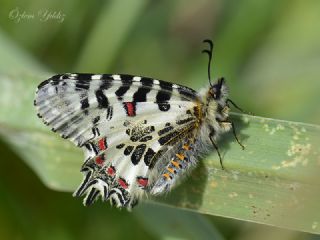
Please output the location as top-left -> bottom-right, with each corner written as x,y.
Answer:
135,203 -> 224,240
0,29 -> 48,75
0,70 -> 319,234
74,0 -> 148,72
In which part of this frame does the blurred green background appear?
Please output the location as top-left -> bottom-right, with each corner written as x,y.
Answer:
0,0 -> 320,239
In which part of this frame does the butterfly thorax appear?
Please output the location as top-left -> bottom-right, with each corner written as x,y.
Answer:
199,78 -> 231,137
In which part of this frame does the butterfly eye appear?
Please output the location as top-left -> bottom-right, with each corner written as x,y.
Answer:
213,92 -> 217,99
209,89 -> 217,99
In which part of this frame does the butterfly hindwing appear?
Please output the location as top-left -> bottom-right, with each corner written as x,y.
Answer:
77,102 -> 199,207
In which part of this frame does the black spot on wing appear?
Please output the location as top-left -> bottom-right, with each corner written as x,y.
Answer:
115,86 -> 130,99
101,80 -> 112,90
158,80 -> 173,91
131,144 -> 146,165
140,135 -> 152,142
80,98 -> 89,110
148,126 -> 155,132
156,80 -> 172,103
156,82 -> 171,111
148,148 -> 166,169
115,77 -> 133,99
75,81 -> 88,90
133,87 -> 151,102
158,125 -> 174,136
124,146 -> 134,156
84,143 -> 92,151
176,117 -> 194,125
89,142 -> 99,155
50,74 -> 62,80
37,79 -> 51,89
106,106 -> 113,120
116,143 -> 125,149
144,148 -> 156,167
77,73 -> 94,80
157,102 -> 170,111
129,134 -> 138,142
177,86 -> 198,100
75,74 -> 92,91
140,77 -> 153,87
95,89 -> 109,108
61,74 -> 69,79
156,90 -> 171,102
84,187 -> 100,206
158,130 -> 180,146
74,171 -> 92,197
130,125 -> 155,142
132,77 -> 153,102
92,116 -> 100,124
91,127 -> 100,139
119,74 -> 133,82
101,74 -> 112,79
126,129 -> 130,135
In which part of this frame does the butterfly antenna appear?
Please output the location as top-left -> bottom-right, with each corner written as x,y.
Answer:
202,39 -> 214,87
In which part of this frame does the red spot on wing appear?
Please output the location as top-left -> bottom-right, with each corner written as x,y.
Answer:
107,166 -> 115,176
118,178 -> 129,189
124,102 -> 136,117
137,177 -> 148,188
95,155 -> 104,165
98,138 -> 107,150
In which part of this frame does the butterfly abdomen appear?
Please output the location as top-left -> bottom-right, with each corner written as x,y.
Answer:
150,140 -> 198,194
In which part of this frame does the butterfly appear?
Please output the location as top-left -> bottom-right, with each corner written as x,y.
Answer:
34,40 -> 244,210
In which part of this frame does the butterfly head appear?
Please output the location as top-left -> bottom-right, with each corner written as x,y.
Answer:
208,77 -> 228,103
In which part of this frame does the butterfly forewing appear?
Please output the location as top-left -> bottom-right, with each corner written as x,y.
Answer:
35,74 -> 198,145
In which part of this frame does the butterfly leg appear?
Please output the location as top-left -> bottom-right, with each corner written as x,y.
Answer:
230,120 -> 245,150
226,98 -> 252,115
220,119 -> 245,150
209,131 -> 224,170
